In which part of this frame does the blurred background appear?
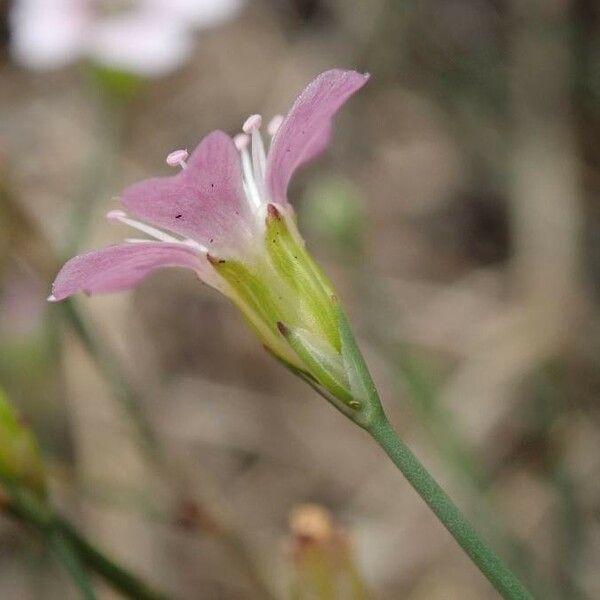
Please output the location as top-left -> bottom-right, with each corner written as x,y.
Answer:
1,0 -> 599,598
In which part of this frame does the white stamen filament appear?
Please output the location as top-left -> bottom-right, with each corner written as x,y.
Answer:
107,210 -> 181,243
106,210 -> 207,253
239,145 -> 262,209
236,112 -> 280,211
181,238 -> 208,252
250,127 -> 266,196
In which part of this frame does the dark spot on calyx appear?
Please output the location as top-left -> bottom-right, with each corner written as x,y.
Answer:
277,321 -> 290,337
207,253 -> 226,265
267,204 -> 282,220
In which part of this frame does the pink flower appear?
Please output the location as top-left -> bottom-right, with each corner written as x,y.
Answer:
50,70 -> 369,379
10,0 -> 243,76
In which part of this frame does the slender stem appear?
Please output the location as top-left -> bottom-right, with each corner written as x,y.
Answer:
47,528 -> 98,600
3,481 -> 168,600
367,416 -> 534,600
55,517 -> 168,600
63,84 -> 125,256
334,306 -> 535,598
60,299 -> 160,457
0,186 -> 276,600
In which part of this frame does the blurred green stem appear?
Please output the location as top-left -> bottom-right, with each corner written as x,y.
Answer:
3,479 -> 167,600
0,169 -> 277,600
64,80 -> 127,256
55,516 -> 167,600
60,299 -> 160,457
47,528 -> 98,600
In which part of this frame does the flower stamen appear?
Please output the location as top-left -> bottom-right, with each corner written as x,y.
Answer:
234,132 -> 262,210
166,148 -> 189,170
106,209 -> 207,253
242,114 -> 262,133
242,113 -> 267,201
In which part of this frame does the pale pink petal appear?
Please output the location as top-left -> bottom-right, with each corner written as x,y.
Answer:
122,131 -> 252,255
265,70 -> 369,205
49,242 -> 202,301
10,0 -> 88,70
148,0 -> 244,29
89,10 -> 193,77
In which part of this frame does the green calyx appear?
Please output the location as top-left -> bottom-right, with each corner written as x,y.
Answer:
207,204 -> 383,422
265,205 -> 340,351
277,322 -> 357,408
0,388 -> 46,500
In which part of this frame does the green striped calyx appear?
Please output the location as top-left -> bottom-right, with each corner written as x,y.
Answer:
208,203 -> 375,415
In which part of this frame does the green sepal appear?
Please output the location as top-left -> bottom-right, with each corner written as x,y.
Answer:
209,256 -> 279,331
0,388 -> 46,500
336,305 -> 385,428
208,255 -> 301,368
266,205 -> 340,351
277,322 -> 358,409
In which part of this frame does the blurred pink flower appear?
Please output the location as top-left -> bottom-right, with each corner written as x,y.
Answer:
10,0 -> 244,76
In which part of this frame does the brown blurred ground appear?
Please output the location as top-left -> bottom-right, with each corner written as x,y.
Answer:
1,0 -> 599,598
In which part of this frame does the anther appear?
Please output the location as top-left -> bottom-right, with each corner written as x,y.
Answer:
234,133 -> 250,151
242,114 -> 262,134
267,114 -> 284,136
166,148 -> 188,169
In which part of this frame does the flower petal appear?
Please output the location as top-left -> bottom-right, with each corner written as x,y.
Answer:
265,69 -> 369,205
122,131 -> 253,255
89,10 -> 194,77
49,242 -> 203,301
10,0 -> 88,70
148,0 -> 244,29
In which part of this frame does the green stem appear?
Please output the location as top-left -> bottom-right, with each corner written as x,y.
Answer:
63,84 -> 126,256
47,528 -> 98,600
367,416 -> 534,600
60,299 -> 160,457
331,307 -> 534,599
0,183 -> 276,600
55,517 -> 167,600
3,480 -> 168,600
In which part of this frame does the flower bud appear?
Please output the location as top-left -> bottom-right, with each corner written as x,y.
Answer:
0,389 -> 46,500
287,504 -> 369,598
